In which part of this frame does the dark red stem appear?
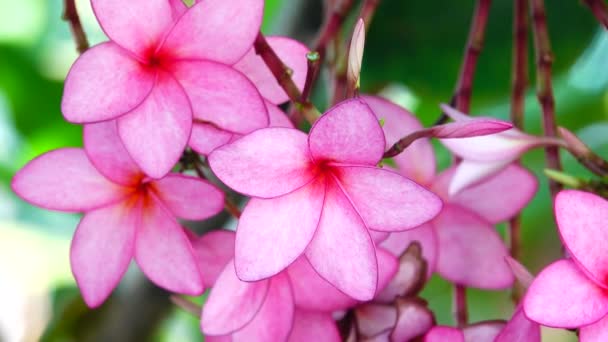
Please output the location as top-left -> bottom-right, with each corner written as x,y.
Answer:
63,0 -> 89,54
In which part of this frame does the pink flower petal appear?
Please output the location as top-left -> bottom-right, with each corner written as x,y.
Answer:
288,310 -> 341,342
555,190 -> 608,287
189,122 -> 234,156
152,174 -> 224,220
450,164 -> 538,223
168,0 -> 187,20
434,205 -> 514,289
267,101 -> 294,128
376,248 -> 399,294
337,166 -> 442,231
362,95 -> 436,186
424,326 -> 464,342
162,0 -> 263,64
134,198 -> 203,295
191,230 -> 235,288
523,259 -> 608,328
170,60 -> 268,134
70,200 -> 138,308
430,119 -> 513,139
376,242 -> 429,302
448,159 -> 511,196
235,180 -> 325,281
91,0 -> 174,56
117,71 -> 192,179
347,19 -> 365,87
62,42 -> 155,123
235,36 -> 309,104
12,148 -> 126,212
441,129 -> 533,163
305,180 -> 378,301
83,121 -> 143,186
504,257 -> 534,289
208,128 -> 315,198
202,261 -> 269,335
380,223 -> 438,278
580,314 -> 608,342
356,304 -> 397,338
495,308 -> 540,342
463,321 -> 505,342
288,256 -> 356,312
309,99 -> 385,165
232,273 -> 295,341
391,298 -> 434,341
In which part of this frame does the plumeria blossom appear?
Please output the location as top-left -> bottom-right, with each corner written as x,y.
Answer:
364,95 -> 537,289
439,105 -> 553,195
11,121 -> 224,307
524,190 -> 608,341
209,99 -> 443,300
195,230 -> 399,341
62,0 -> 268,178
424,322 -> 506,342
189,36 -> 310,155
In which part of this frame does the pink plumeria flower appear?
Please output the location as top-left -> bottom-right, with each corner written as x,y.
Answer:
208,99 -> 442,300
194,230 -> 399,341
524,190 -> 608,341
190,36 -> 310,155
439,105 -> 551,195
11,121 -> 224,307
363,95 -> 538,290
424,322 -> 506,342
62,0 -> 267,178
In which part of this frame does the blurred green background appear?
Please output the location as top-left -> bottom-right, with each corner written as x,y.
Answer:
0,0 -> 606,340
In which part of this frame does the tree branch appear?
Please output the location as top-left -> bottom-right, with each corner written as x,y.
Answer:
63,0 -> 89,54
582,0 -> 608,30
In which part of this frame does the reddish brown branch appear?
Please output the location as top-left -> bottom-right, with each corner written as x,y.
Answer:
453,0 -> 492,113
254,33 -> 321,123
301,52 -> 321,103
582,0 -> 608,30
453,285 -> 468,327
314,0 -> 356,61
530,0 -> 562,197
63,0 -> 89,54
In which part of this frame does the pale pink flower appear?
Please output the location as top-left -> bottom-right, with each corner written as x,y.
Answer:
424,323 -> 505,342
364,95 -> 537,290
194,230 -> 399,341
11,121 -> 224,307
189,36 -> 310,155
208,99 -> 442,300
62,0 -> 267,178
439,105 -> 549,195
524,190 -> 608,341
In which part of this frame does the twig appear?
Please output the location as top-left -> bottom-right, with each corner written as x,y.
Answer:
301,52 -> 321,103
453,0 -> 492,113
582,0 -> 608,30
63,0 -> 89,54
169,295 -> 201,317
314,0 -> 356,61
453,284 -> 468,327
224,197 -> 242,219
509,0 -> 528,305
254,33 -> 321,124
530,0 -> 562,197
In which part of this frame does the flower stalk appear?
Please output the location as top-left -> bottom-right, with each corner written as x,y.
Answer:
63,0 -> 89,54
582,0 -> 608,30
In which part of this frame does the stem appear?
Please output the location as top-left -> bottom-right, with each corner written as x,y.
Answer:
582,0 -> 608,30
169,295 -> 201,317
530,0 -> 562,197
63,0 -> 89,54
224,197 -> 242,219
314,0 -> 356,61
301,52 -> 321,103
453,284 -> 468,327
254,32 -> 321,124
359,0 -> 381,30
453,0 -> 492,113
508,0 -> 528,305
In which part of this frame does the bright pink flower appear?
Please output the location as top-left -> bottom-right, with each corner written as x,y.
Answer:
208,99 -> 442,300
438,105 -> 549,195
424,322 -> 505,342
524,190 -> 608,340
195,230 -> 398,341
62,0 -> 267,178
189,36 -> 310,155
11,121 -> 224,307
365,95 -> 537,289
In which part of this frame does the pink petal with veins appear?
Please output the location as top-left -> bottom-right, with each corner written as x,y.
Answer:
62,42 -> 155,123
12,148 -> 127,212
70,200 -> 139,308
309,99 -> 385,166
235,36 -> 309,104
152,174 -> 224,220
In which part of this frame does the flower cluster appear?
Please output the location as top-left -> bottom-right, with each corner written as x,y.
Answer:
13,0 -> 607,340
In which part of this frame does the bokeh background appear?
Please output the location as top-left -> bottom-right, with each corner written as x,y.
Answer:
0,0 -> 606,340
